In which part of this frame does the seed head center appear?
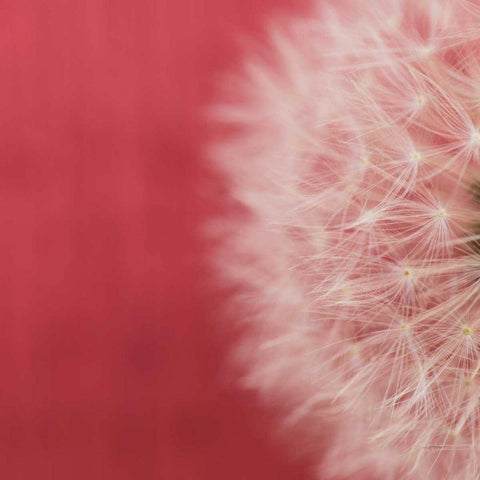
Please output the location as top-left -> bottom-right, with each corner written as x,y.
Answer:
415,95 -> 425,107
419,45 -> 435,58
462,326 -> 472,336
412,152 -> 422,162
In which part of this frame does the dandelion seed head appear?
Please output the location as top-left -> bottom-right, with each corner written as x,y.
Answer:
212,0 -> 480,478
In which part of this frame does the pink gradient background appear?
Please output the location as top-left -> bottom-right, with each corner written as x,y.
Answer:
0,0 -> 312,478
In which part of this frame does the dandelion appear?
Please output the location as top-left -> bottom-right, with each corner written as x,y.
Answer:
212,1 -> 480,478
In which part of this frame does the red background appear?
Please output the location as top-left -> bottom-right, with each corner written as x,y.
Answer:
0,0 -> 312,478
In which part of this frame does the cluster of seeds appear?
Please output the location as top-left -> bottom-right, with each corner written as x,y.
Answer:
214,1 -> 480,478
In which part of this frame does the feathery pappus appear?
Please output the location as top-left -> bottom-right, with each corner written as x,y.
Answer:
211,1 -> 480,478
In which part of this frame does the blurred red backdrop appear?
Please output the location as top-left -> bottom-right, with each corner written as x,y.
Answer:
0,0 -> 313,478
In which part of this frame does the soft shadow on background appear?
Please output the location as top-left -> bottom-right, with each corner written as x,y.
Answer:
0,0 -> 311,478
